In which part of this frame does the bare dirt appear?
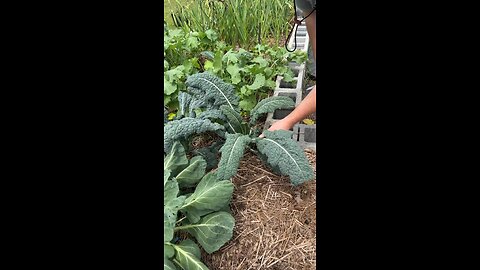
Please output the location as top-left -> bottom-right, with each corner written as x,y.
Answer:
202,150 -> 317,270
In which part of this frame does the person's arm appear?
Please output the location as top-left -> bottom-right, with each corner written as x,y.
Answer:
264,86 -> 316,133
263,10 -> 316,135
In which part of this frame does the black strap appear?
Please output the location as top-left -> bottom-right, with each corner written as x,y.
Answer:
285,2 -> 316,52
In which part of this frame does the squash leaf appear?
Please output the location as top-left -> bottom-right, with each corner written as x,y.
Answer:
256,130 -> 314,185
216,133 -> 251,180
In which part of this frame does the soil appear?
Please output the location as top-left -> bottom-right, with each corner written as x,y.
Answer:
202,150 -> 317,270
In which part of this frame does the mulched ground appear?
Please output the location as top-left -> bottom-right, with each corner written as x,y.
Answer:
202,149 -> 317,270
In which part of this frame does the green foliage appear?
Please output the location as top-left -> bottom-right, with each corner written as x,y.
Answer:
216,134 -> 251,180
164,142 -> 235,269
166,73 -> 314,186
256,130 -> 315,186
164,24 -> 307,113
182,211 -> 235,254
186,72 -> 239,110
168,0 -> 294,50
164,117 -> 225,153
250,96 -> 295,125
179,171 -> 234,223
170,239 -> 209,270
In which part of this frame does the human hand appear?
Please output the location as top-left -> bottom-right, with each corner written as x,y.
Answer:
259,119 -> 294,138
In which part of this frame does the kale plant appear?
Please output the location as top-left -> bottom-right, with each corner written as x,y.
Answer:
164,141 -> 235,270
166,72 -> 314,186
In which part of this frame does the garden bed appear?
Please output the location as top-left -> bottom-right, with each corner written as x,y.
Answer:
202,150 -> 317,270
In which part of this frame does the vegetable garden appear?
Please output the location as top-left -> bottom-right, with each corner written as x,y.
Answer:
164,1 -> 316,269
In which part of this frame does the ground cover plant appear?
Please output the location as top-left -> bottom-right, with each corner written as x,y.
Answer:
164,141 -> 235,270
164,72 -> 314,186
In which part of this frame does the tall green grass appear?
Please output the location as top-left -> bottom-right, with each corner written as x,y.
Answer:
167,0 -> 294,49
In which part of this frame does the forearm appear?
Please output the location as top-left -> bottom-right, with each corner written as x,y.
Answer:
282,86 -> 316,126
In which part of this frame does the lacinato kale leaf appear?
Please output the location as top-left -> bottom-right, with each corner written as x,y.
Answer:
256,130 -> 314,186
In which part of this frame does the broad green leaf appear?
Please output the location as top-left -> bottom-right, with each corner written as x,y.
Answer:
265,80 -> 276,88
186,36 -> 199,49
239,95 -> 256,112
239,85 -> 251,96
164,141 -> 188,173
246,74 -> 266,90
164,257 -> 177,270
252,56 -> 268,67
164,95 -> 172,106
205,29 -> 217,41
164,60 -> 169,70
176,156 -> 207,188
182,211 -> 235,254
164,195 -> 186,242
166,66 -> 185,80
164,78 -> 177,95
282,71 -> 295,83
227,53 -> 238,64
164,179 -> 179,209
264,67 -> 273,77
164,118 -> 225,153
164,169 -> 171,187
216,133 -> 251,181
203,60 -> 214,71
256,130 -> 314,186
179,172 -> 234,223
172,240 -> 208,270
164,179 -> 186,242
249,96 -> 295,125
226,64 -> 241,85
220,105 -> 244,134
213,51 -> 223,73
165,243 -> 175,258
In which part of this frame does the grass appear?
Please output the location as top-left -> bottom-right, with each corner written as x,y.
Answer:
164,0 -> 294,49
164,0 -> 193,25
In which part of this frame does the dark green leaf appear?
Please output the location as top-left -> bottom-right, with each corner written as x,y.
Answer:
256,130 -> 314,185
216,133 -> 251,180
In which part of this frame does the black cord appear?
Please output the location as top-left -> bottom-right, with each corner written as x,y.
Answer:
285,2 -> 316,52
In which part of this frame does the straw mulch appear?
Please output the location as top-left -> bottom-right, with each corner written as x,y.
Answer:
202,149 -> 317,270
